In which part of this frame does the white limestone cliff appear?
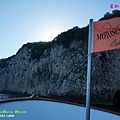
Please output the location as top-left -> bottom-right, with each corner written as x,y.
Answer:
0,39 -> 120,105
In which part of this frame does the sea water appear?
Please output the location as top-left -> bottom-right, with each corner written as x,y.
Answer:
0,93 -> 9,100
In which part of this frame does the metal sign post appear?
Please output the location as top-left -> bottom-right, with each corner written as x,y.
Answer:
86,19 -> 93,120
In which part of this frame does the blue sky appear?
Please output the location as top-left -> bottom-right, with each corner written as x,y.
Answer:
0,0 -> 120,59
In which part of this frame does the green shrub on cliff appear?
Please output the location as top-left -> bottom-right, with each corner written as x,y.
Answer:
99,10 -> 120,21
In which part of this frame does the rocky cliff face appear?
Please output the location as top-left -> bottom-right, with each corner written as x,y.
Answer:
0,28 -> 120,105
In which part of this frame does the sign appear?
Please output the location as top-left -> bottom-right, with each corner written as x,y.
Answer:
93,17 -> 120,53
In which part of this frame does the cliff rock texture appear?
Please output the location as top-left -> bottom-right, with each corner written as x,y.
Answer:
0,10 -> 120,105
0,33 -> 120,105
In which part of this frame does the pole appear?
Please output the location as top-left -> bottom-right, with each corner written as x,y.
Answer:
86,19 -> 93,120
